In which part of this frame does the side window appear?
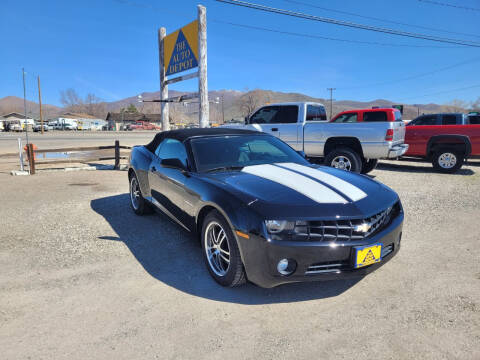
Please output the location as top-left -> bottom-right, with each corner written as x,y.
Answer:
249,106 -> 279,124
394,110 -> 403,122
332,113 -> 357,123
156,138 -> 188,167
273,105 -> 299,124
410,115 -> 437,126
306,105 -> 327,121
363,111 -> 388,122
468,115 -> 480,124
442,115 -> 457,125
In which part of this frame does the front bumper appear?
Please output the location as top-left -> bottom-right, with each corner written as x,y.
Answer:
387,144 -> 409,158
237,212 -> 403,288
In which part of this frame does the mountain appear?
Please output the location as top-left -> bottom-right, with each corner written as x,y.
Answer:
1,90 -> 452,122
0,96 -> 62,119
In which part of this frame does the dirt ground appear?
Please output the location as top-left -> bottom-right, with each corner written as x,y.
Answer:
0,151 -> 479,359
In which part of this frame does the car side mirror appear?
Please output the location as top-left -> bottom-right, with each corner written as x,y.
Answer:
160,158 -> 187,171
297,150 -> 307,158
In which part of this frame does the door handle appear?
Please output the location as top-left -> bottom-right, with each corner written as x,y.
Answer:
271,128 -> 278,131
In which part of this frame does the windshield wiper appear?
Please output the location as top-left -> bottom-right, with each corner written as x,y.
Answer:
205,166 -> 244,173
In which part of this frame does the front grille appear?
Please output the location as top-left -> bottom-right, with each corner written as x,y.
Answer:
295,202 -> 400,242
381,243 -> 394,258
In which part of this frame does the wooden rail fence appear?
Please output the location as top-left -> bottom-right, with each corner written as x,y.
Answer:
25,140 -> 131,175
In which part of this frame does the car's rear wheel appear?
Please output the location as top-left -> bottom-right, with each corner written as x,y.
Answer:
361,159 -> 378,174
201,210 -> 246,287
432,148 -> 464,173
324,147 -> 362,173
129,173 -> 153,215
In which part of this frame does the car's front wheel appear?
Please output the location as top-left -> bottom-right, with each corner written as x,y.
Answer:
201,210 -> 246,287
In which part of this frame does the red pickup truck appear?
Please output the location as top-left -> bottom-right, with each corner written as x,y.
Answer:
330,108 -> 402,123
404,118 -> 480,173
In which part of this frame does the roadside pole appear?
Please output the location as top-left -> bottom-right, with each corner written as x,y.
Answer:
38,76 -> 44,134
159,27 -> 169,131
327,87 -> 336,120
198,5 -> 209,128
17,138 -> 24,172
22,68 -> 29,145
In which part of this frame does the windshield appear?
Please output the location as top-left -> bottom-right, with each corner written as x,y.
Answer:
190,134 -> 309,172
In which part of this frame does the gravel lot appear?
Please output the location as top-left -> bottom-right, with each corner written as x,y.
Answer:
1,158 -> 479,359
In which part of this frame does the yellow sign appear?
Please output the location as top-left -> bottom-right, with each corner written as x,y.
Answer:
355,244 -> 382,268
164,20 -> 198,76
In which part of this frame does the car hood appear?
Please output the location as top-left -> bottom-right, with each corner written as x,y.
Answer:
201,162 -> 399,219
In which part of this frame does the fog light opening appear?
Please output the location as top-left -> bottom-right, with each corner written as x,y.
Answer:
277,258 -> 297,276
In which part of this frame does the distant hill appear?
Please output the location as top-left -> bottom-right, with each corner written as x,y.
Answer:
0,96 -> 62,119
1,90 -> 451,122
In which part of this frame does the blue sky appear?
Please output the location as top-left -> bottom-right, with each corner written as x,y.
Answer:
1,0 -> 479,106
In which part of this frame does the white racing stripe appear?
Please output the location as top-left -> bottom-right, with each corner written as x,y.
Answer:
242,164 -> 347,204
280,162 -> 367,201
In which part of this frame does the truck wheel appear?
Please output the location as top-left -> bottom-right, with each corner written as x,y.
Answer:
324,147 -> 362,173
432,148 -> 464,173
201,210 -> 246,287
361,159 -> 378,174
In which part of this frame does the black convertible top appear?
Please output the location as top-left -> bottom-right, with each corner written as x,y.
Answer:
145,127 -> 262,152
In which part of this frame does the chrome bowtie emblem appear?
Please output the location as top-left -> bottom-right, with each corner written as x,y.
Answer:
354,222 -> 371,233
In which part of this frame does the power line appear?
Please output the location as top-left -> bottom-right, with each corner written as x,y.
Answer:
339,56 -> 480,90
210,19 -> 463,48
418,0 -> 480,12
397,84 -> 480,101
283,0 -> 480,39
215,0 -> 480,47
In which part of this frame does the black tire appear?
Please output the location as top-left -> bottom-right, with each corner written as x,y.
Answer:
324,147 -> 363,173
431,148 -> 464,173
129,172 -> 153,215
201,210 -> 246,287
361,159 -> 378,174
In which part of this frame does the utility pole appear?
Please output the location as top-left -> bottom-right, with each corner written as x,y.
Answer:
22,68 -> 29,145
37,76 -> 44,134
198,5 -> 209,128
327,88 -> 336,120
159,27 -> 169,131
221,94 -> 225,123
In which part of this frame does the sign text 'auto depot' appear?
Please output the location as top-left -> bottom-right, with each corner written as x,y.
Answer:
164,20 -> 199,76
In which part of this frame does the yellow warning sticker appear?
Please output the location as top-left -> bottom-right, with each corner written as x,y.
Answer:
355,244 -> 382,268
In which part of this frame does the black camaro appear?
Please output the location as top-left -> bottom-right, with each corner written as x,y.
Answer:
128,128 -> 404,288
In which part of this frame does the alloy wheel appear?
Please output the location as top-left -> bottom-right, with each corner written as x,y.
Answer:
331,156 -> 352,171
438,152 -> 457,169
130,177 -> 140,210
204,221 -> 230,276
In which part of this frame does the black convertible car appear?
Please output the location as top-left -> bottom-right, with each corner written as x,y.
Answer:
128,128 -> 404,288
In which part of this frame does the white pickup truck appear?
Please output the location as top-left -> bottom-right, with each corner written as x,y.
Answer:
228,102 -> 408,173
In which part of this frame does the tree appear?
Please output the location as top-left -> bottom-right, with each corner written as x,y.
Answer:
126,103 -> 138,113
442,99 -> 468,113
59,89 -> 106,117
470,97 -> 480,111
237,90 -> 262,117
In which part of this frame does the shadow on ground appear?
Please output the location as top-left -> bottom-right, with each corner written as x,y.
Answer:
91,194 -> 361,304
377,160 -> 475,175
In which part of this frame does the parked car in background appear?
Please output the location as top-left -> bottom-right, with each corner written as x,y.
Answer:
408,113 -> 468,126
467,112 -> 480,124
404,119 -> 480,173
228,102 -> 408,174
128,128 -> 404,288
330,108 -> 402,123
128,121 -> 160,131
33,123 -> 49,132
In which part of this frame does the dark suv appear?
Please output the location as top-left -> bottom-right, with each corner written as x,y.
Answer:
408,113 -> 467,126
